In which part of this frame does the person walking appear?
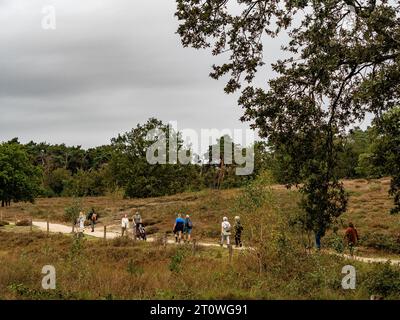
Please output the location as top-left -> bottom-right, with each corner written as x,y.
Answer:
234,216 -> 243,248
121,214 -> 129,237
220,217 -> 231,247
77,211 -> 86,238
133,211 -> 143,240
315,229 -> 323,251
183,214 -> 193,243
344,222 -> 359,256
89,208 -> 98,232
173,214 -> 185,243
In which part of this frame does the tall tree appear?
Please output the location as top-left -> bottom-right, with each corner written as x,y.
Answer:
0,142 -> 42,206
175,1 -> 400,241
370,107 -> 400,214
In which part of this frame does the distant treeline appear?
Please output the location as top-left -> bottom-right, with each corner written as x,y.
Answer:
0,117 -> 396,206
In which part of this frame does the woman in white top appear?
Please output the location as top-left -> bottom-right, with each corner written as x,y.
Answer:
77,211 -> 86,236
220,216 -> 231,247
121,214 -> 130,237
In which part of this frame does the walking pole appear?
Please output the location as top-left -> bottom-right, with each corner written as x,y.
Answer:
104,225 -> 107,240
47,219 -> 49,236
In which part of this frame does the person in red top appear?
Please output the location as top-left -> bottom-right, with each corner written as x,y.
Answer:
344,222 -> 359,256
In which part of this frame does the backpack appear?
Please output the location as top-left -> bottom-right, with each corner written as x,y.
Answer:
224,222 -> 231,233
187,218 -> 193,229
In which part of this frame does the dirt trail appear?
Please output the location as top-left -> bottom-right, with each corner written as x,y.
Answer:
32,221 -> 400,265
328,251 -> 400,266
32,221 -> 243,249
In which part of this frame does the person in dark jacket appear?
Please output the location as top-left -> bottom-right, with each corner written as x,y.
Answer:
173,214 -> 185,243
344,222 -> 359,256
234,216 -> 244,248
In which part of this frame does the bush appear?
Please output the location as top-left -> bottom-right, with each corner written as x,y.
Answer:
324,233 -> 345,253
15,219 -> 31,227
360,233 -> 400,254
64,198 -> 82,228
364,263 -> 400,298
0,220 -> 10,227
169,248 -> 187,273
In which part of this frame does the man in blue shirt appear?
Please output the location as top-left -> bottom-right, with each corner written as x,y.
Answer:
173,214 -> 185,243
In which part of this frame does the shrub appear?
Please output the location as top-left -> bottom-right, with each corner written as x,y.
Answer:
63,198 -> 82,231
364,263 -> 400,298
360,233 -> 400,254
0,221 -> 10,227
15,219 -> 31,227
169,248 -> 187,273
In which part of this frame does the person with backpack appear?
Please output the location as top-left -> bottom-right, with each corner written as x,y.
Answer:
183,214 -> 193,243
234,216 -> 243,248
133,211 -> 143,240
220,216 -> 231,247
173,213 -> 185,243
344,222 -> 359,256
88,208 -> 98,232
121,214 -> 129,237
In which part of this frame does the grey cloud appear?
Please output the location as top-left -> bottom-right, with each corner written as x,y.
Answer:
0,0 -> 275,148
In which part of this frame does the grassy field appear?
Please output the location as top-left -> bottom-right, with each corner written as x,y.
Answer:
1,177 -> 399,252
0,228 -> 399,300
0,177 -> 399,300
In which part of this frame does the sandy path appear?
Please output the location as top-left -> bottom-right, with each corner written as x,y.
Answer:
32,221 -> 399,264
329,251 -> 400,266
32,221 -> 243,249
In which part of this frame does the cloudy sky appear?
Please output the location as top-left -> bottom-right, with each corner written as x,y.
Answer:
0,0 -> 274,149
0,1 -> 371,150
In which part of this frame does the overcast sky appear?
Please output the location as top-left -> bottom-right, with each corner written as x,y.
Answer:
0,0 -> 262,149
0,1 -> 371,150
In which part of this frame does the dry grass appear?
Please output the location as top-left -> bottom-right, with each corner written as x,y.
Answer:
1,177 -> 400,300
0,177 -> 398,248
0,229 -> 393,300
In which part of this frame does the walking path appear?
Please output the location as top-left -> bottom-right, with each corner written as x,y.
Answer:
32,221 -> 243,249
32,221 -> 400,265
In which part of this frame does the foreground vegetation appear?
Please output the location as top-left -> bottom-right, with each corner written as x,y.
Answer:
1,224 -> 399,300
1,175 -> 399,300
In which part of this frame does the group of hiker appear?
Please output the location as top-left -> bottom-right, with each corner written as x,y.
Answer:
75,207 -> 359,254
172,213 -> 244,248
121,212 -> 146,240
76,208 -> 98,234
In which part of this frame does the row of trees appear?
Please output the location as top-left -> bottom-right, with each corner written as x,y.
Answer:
0,118 -> 265,204
0,112 -> 398,208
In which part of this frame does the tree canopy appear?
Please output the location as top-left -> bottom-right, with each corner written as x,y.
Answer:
175,0 -> 400,235
0,142 -> 42,206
